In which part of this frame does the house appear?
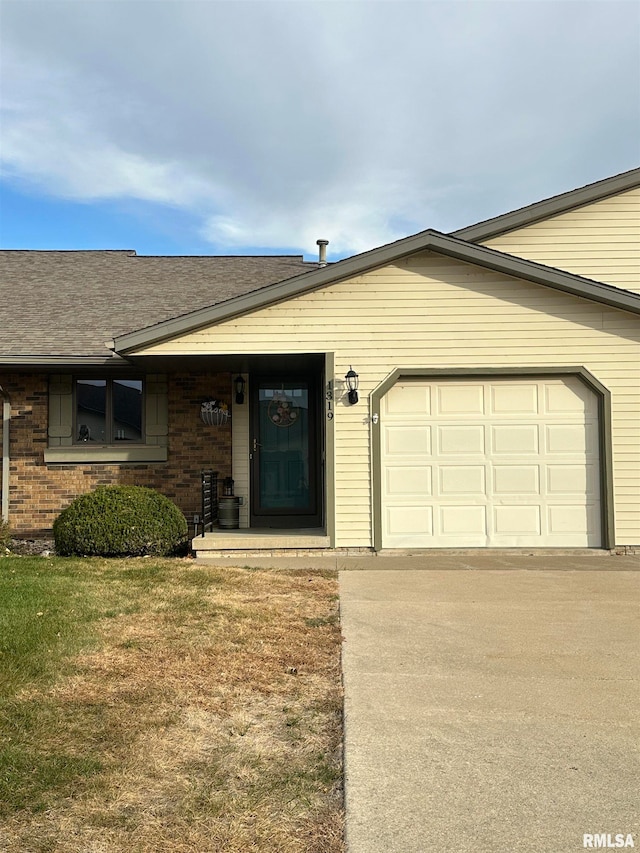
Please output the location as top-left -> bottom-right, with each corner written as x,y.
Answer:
1,168 -> 639,555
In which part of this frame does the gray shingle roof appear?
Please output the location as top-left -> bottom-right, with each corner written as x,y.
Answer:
0,250 -> 316,359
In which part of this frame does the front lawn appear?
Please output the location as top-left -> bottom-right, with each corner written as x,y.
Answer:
0,556 -> 343,852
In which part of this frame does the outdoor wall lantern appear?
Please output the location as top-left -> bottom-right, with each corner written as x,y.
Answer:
234,375 -> 246,405
345,366 -> 359,405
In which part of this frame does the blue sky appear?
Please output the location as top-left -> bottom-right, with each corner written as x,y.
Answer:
1,0 -> 639,262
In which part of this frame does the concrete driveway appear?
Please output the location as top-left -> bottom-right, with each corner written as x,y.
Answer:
339,555 -> 640,853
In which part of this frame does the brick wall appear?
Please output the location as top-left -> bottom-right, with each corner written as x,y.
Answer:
0,371 -> 233,537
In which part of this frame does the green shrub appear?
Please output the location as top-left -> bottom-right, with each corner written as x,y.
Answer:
0,518 -> 11,551
53,486 -> 188,557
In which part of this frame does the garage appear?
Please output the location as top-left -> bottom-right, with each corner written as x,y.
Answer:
380,376 -> 602,548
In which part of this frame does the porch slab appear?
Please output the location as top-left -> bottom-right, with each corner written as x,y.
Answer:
192,528 -> 331,554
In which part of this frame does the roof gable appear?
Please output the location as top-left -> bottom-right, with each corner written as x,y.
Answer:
115,230 -> 640,354
452,167 -> 640,243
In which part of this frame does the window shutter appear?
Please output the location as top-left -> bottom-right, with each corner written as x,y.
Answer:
145,374 -> 168,447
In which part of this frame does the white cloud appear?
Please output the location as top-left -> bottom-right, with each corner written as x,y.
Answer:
0,43 -> 222,206
1,0 -> 638,255
202,193 -> 411,256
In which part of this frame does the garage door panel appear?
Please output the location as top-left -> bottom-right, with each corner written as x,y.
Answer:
438,425 -> 485,454
494,505 -> 541,535
437,384 -> 484,415
439,465 -> 485,496
440,505 -> 487,535
547,464 -> 598,496
493,465 -> 540,495
490,384 -> 539,415
547,505 -> 595,534
385,425 -> 432,456
387,506 -> 433,536
492,424 -> 539,454
380,377 -> 602,548
546,505 -> 602,546
384,384 -> 431,416
544,381 -> 595,415
545,424 -> 588,454
385,466 -> 432,498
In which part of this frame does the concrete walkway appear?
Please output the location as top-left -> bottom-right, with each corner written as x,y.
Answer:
339,557 -> 640,853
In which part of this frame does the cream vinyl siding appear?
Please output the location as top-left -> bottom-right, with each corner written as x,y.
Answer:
135,253 -> 640,547
483,187 -> 640,293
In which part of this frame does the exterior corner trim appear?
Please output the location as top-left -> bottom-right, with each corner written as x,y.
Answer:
324,352 -> 336,548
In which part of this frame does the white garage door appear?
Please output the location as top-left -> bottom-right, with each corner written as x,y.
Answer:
380,377 -> 602,548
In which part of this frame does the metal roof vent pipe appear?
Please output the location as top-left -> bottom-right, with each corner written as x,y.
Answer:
316,239 -> 329,267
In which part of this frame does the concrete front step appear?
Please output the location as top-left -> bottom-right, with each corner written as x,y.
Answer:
192,529 -> 331,555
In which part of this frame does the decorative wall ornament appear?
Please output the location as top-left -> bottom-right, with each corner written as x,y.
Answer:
200,400 -> 230,426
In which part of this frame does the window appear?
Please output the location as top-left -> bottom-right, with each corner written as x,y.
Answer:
75,378 -> 144,444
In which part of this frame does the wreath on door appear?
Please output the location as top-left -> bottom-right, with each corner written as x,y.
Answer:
268,396 -> 299,427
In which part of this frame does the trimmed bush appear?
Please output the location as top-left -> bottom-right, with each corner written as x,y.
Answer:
53,486 -> 188,557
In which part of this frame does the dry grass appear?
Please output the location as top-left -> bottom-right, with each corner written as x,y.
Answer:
0,558 -> 344,853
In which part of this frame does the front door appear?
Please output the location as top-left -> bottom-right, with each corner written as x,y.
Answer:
250,375 -> 322,528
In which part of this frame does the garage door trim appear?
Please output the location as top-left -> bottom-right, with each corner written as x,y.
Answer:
371,367 -> 613,550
